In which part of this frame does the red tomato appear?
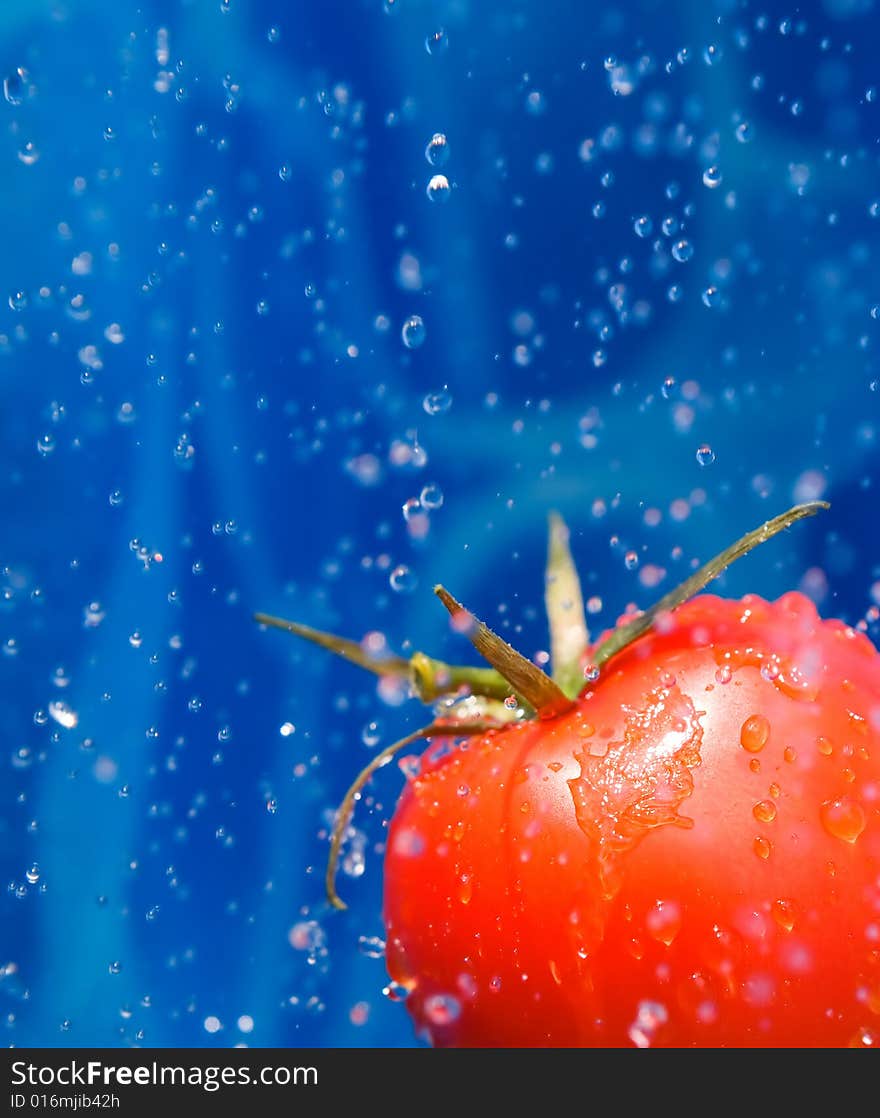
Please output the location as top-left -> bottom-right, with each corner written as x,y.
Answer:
382,592 -> 880,1048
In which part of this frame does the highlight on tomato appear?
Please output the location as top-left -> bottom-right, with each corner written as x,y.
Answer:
257,501 -> 880,1048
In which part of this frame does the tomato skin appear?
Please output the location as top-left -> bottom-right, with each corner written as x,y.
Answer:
382,593 -> 880,1047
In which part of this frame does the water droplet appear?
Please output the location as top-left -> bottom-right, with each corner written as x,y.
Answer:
25,863 -> 40,884
425,28 -> 448,56
389,565 -> 417,594
753,835 -> 772,859
752,800 -> 777,823
671,239 -> 694,263
266,797 -> 278,815
3,67 -> 29,105
108,961 -> 122,975
401,314 -> 426,349
422,386 -> 452,414
361,720 -> 382,747
633,215 -> 653,238
820,796 -> 866,844
426,173 -> 450,202
702,166 -> 723,189
358,935 -> 386,959
645,900 -> 682,946
583,664 -> 600,683
740,714 -> 770,753
702,285 -> 720,309
695,444 -> 715,467
425,133 -> 450,166
624,550 -> 639,570
423,993 -> 461,1026
735,121 -> 752,143
772,898 -> 797,932
17,141 -> 39,165
419,482 -> 444,509
703,43 -> 723,66
628,1000 -> 668,1048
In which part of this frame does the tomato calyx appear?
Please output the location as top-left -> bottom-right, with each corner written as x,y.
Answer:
256,499 -> 828,909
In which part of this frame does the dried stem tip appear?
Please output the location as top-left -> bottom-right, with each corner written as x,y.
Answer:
434,585 -> 574,718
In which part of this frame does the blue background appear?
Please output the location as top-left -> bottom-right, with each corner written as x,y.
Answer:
2,0 -> 879,1048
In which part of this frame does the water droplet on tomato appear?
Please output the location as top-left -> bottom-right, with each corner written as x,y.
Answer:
423,993 -> 460,1026
628,1000 -> 668,1048
820,796 -> 866,843
740,714 -> 770,753
816,736 -> 834,756
753,836 -> 772,859
645,899 -> 683,946
772,898 -> 797,932
753,800 -> 777,823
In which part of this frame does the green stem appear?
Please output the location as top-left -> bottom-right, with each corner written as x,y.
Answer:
254,612 -> 513,704
545,512 -> 589,698
591,500 -> 830,671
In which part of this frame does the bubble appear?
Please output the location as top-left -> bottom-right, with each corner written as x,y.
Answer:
425,28 -> 448,56
671,239 -> 693,263
401,314 -> 426,349
425,133 -> 450,166
426,173 -> 450,202
389,565 -> 417,593
36,433 -> 56,457
633,215 -> 653,238
735,122 -> 752,143
25,863 -> 40,884
422,386 -> 452,415
9,290 -> 27,311
108,489 -> 123,507
695,444 -> 715,467
420,482 -> 444,509
624,550 -> 639,570
702,166 -> 722,189
278,164 -> 293,182
108,961 -> 122,975
266,797 -> 278,815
